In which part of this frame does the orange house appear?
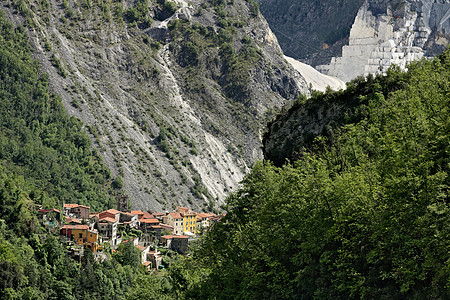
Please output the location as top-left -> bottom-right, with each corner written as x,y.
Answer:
61,225 -> 98,245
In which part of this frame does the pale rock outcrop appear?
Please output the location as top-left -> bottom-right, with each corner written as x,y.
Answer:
284,56 -> 346,92
317,0 -> 450,82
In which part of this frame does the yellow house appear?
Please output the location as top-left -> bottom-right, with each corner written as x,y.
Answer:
182,211 -> 197,234
61,225 -> 98,245
87,229 -> 98,244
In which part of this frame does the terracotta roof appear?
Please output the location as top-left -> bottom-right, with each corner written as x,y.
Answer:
148,251 -> 160,255
103,209 -> 120,215
64,204 -> 79,209
65,217 -> 82,224
143,261 -> 151,266
152,212 -> 165,216
197,212 -> 216,220
150,225 -> 162,229
162,235 -> 188,239
141,212 -> 155,219
131,210 -> 144,215
121,212 -> 135,216
136,245 -> 148,251
169,212 -> 182,219
122,238 -> 137,244
160,224 -> 174,230
64,204 -> 90,209
61,225 -> 89,230
177,206 -> 190,213
99,217 -> 117,223
38,208 -> 61,214
140,218 -> 159,224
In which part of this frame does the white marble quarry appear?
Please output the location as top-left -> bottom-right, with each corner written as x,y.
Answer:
316,0 -> 450,82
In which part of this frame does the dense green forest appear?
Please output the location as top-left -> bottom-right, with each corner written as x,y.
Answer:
173,50 -> 450,298
0,12 -> 172,299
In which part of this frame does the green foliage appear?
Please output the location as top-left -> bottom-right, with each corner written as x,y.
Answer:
0,11 -> 115,212
114,242 -> 142,269
175,49 -> 450,298
50,53 -> 67,77
123,0 -> 153,28
155,0 -> 177,21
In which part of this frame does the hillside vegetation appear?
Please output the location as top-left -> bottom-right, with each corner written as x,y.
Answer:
0,10 -> 115,212
0,12 -> 174,299
173,49 -> 450,298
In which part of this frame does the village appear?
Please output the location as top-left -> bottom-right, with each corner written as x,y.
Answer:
37,201 -> 224,271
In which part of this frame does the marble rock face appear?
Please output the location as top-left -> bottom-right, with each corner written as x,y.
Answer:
317,0 -> 450,82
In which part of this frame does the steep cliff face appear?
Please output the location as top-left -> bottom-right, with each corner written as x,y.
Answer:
317,0 -> 450,82
2,0 -> 307,211
256,0 -> 365,66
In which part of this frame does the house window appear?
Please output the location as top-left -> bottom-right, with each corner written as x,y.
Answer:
79,233 -> 83,238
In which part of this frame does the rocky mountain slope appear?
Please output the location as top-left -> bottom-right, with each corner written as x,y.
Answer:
318,0 -> 450,82
1,0 -> 308,211
256,0 -> 365,66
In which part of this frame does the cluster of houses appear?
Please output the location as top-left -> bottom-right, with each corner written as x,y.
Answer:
37,204 -> 224,270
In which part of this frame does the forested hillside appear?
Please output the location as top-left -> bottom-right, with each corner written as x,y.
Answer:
0,11 -> 116,212
0,12 -> 173,299
172,49 -> 450,298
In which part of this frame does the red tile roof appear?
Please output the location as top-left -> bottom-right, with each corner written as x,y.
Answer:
64,204 -> 79,209
103,209 -> 120,215
197,212 -> 216,220
65,217 -> 82,224
61,225 -> 89,230
121,212 -> 135,216
131,210 -> 144,215
99,217 -> 117,223
160,224 -> 174,230
169,212 -> 182,219
177,206 -> 190,213
136,245 -> 148,251
38,208 -> 60,214
152,212 -> 165,217
140,218 -> 159,224
161,235 -> 188,239
121,238 -> 137,244
64,204 -> 89,209
141,212 -> 155,219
